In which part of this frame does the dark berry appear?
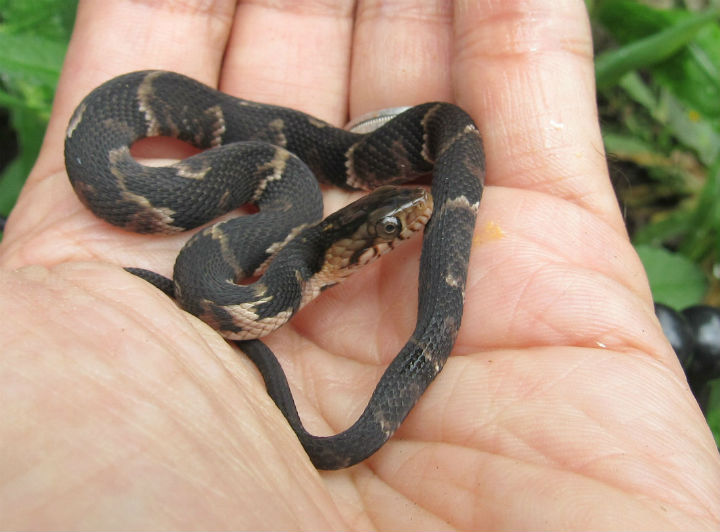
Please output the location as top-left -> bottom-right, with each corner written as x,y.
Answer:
655,302 -> 695,370
682,305 -> 720,379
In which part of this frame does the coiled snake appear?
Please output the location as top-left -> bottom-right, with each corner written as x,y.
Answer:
64,70 -> 484,469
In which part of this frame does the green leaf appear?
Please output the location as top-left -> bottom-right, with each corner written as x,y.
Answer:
615,72 -> 720,167
633,210 -> 694,248
0,0 -> 78,227
635,244 -> 707,308
0,31 -> 67,86
595,8 -> 720,90
678,159 -> 720,261
617,71 -> 658,112
652,21 -> 720,119
603,132 -> 669,168
594,0 -> 677,42
705,379 -> 720,446
0,0 -> 78,40
656,88 -> 720,167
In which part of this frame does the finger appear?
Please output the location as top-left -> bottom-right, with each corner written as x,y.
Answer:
350,0 -> 453,117
32,0 -> 238,180
459,187 -> 662,358
452,0 -> 625,233
221,0 -> 355,124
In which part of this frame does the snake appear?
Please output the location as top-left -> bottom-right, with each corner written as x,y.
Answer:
64,70 -> 484,469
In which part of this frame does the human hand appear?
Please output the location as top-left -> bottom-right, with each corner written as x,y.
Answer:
1,0 -> 719,529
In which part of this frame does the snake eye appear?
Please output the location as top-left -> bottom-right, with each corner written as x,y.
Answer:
375,216 -> 401,239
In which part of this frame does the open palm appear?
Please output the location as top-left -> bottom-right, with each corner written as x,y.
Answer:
1,0 -> 718,529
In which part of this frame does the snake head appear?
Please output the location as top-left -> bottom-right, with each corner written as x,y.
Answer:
320,185 -> 433,276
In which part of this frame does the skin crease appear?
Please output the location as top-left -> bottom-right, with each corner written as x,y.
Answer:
0,0 -> 719,528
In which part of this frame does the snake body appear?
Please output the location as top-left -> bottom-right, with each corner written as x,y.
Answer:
64,70 -> 484,469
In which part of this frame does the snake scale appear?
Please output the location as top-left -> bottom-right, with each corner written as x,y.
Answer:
64,70 -> 484,469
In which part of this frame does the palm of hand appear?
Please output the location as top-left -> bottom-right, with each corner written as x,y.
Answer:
0,1 -> 718,529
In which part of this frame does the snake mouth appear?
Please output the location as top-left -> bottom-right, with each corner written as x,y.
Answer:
392,187 -> 433,240
362,185 -> 433,244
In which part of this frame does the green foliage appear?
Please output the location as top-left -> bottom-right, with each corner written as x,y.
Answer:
636,244 -> 707,308
592,0 -> 720,440
594,8 -> 720,91
707,381 -> 720,446
0,0 -> 77,219
592,0 -> 720,309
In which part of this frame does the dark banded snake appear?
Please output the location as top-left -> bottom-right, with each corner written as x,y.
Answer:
64,70 -> 484,469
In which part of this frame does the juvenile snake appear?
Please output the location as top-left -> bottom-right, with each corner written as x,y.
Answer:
64,70 -> 484,469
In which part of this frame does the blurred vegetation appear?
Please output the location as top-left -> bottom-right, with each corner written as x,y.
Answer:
0,1 -> 719,439
591,0 -> 720,311
591,0 -> 720,441
0,0 -> 77,221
